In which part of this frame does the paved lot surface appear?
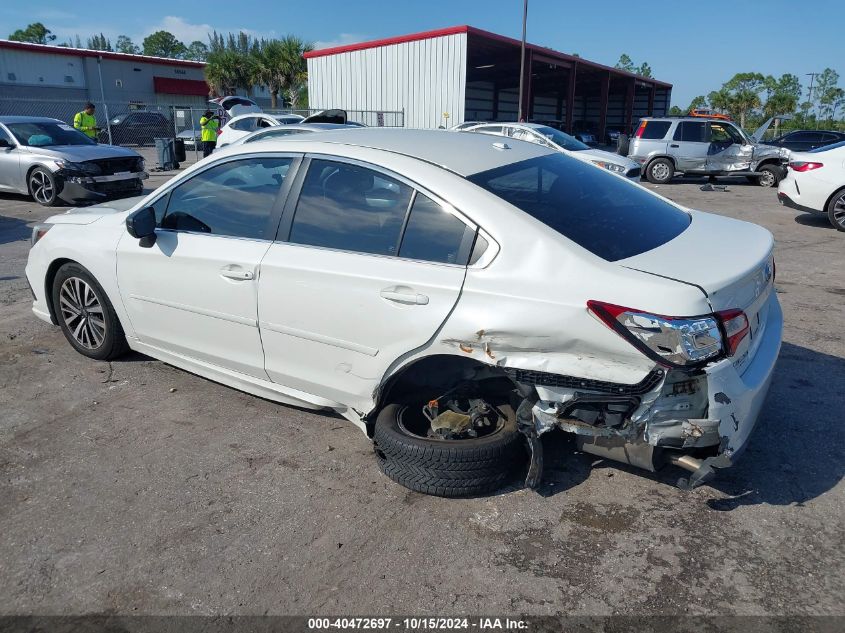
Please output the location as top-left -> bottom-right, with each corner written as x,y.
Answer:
0,168 -> 843,617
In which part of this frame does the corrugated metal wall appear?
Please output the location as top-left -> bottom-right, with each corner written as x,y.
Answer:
0,48 -> 87,88
307,33 -> 467,129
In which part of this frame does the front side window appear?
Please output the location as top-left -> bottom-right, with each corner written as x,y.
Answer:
710,123 -> 744,144
399,193 -> 472,264
161,157 -> 291,239
467,154 -> 690,262
288,160 -> 413,256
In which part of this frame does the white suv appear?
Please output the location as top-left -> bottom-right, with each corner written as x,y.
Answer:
25,129 -> 782,497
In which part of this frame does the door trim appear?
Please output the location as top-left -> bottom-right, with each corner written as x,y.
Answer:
129,293 -> 257,327
259,319 -> 379,357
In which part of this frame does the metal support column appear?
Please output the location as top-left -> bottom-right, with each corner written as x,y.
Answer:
598,72 -> 610,144
565,63 -> 577,133
623,78 -> 635,133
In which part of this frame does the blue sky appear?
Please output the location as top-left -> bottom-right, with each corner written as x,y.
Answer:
2,0 -> 843,108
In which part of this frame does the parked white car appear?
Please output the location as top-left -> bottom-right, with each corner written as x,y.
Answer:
461,122 -> 642,180
777,140 -> 845,231
230,123 -> 361,147
215,113 -> 305,149
25,129 -> 782,497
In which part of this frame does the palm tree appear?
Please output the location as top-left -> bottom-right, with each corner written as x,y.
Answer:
253,40 -> 287,109
278,36 -> 313,110
205,49 -> 252,97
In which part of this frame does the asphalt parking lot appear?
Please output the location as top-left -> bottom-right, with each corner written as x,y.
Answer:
0,169 -> 843,618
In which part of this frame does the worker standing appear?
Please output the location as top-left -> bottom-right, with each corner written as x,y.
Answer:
73,102 -> 99,142
200,110 -> 220,157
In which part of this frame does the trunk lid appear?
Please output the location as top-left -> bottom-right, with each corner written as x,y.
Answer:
619,210 -> 774,311
619,210 -> 775,370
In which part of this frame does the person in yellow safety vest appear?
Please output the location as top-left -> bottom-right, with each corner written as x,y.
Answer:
199,110 -> 220,157
73,102 -> 99,142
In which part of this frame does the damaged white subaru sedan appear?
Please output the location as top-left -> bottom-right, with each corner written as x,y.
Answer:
25,129 -> 782,497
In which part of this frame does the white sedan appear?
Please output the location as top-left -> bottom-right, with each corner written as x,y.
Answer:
461,122 -> 642,180
214,113 -> 305,149
777,140 -> 845,231
25,129 -> 782,497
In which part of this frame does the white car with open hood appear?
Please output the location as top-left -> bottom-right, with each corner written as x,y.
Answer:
25,129 -> 782,497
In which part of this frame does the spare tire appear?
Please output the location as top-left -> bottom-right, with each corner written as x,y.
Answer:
373,403 -> 525,497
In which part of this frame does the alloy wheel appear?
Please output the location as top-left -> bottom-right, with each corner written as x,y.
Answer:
29,171 -> 54,204
59,277 -> 106,349
833,194 -> 845,229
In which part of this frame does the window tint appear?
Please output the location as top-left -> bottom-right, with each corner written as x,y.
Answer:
787,132 -> 816,142
673,121 -> 706,142
289,160 -> 413,256
399,193 -> 471,264
161,157 -> 291,239
467,154 -> 690,262
256,118 -> 275,128
639,121 -> 671,139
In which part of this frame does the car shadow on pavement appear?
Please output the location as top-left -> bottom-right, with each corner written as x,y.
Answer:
793,213 -> 835,230
0,214 -> 34,245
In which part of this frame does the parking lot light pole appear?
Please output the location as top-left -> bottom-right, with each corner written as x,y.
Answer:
517,0 -> 528,122
96,56 -> 113,145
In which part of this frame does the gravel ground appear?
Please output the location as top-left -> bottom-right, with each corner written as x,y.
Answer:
0,168 -> 843,618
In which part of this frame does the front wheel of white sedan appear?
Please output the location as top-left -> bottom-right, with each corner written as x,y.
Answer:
51,263 -> 129,361
827,188 -> 845,232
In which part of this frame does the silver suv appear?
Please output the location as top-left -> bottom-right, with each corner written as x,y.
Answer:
628,116 -> 789,187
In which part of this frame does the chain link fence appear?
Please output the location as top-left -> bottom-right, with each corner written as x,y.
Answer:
0,98 -> 405,167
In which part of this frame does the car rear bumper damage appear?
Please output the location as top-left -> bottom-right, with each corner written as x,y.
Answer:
515,293 -> 783,489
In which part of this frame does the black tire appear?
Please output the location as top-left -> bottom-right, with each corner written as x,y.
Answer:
756,164 -> 780,188
827,188 -> 845,232
372,403 -> 525,497
51,262 -> 129,361
645,157 -> 674,184
28,167 -> 61,207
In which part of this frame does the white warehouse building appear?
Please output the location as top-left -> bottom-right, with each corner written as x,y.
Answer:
305,25 -> 671,137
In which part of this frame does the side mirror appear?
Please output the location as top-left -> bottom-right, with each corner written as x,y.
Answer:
126,206 -> 157,247
0,138 -> 11,148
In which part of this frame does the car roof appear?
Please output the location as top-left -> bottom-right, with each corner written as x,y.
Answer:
230,128 -> 553,176
0,116 -> 63,124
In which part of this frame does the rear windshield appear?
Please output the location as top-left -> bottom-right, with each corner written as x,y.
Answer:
810,140 -> 845,153
467,154 -> 690,261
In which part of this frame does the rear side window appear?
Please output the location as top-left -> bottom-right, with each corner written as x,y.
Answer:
639,121 -> 671,139
467,154 -> 690,262
399,193 -> 472,264
673,121 -> 706,142
289,160 -> 413,256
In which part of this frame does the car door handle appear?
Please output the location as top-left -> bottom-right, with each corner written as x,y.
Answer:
220,267 -> 254,281
670,144 -> 680,148
380,288 -> 429,305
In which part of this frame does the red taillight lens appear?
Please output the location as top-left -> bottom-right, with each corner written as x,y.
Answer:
587,300 -> 723,367
789,161 -> 824,172
716,309 -> 750,356
635,121 -> 647,138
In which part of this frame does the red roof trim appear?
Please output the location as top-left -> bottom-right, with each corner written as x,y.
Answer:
303,24 -> 671,88
303,25 -> 470,58
0,39 -> 206,68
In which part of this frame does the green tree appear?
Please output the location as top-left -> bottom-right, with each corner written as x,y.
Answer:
116,35 -> 140,54
87,33 -> 112,51
615,54 -> 634,73
205,48 -> 254,96
252,40 -> 287,108
279,36 -> 313,109
816,68 -> 842,121
185,40 -> 209,61
143,30 -> 187,59
708,88 -> 733,115
688,95 -> 708,111
724,72 -> 765,127
8,22 -> 56,44
668,105 -> 685,116
763,73 -> 802,118
636,62 -> 652,78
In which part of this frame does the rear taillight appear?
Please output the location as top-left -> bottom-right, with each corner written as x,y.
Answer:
716,309 -> 750,356
587,300 -> 723,367
635,121 -> 647,138
789,161 -> 824,172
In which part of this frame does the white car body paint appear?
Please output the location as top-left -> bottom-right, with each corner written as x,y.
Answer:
215,114 -> 305,150
777,143 -> 845,218
26,129 -> 782,480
